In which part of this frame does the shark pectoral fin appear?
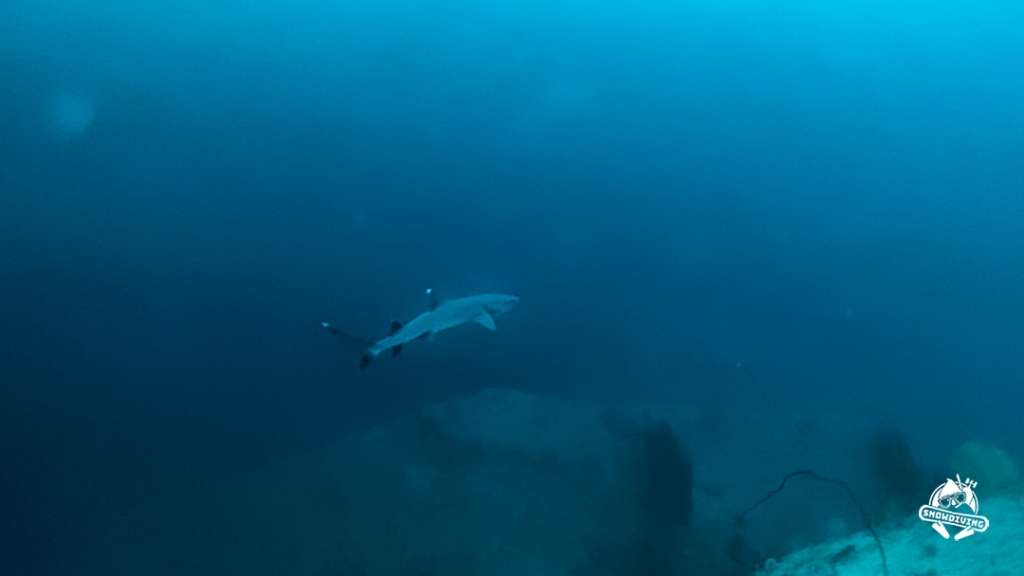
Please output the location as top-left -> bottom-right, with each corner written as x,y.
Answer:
473,313 -> 497,331
392,344 -> 403,358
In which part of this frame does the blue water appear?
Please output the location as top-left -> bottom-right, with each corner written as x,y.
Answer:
1,1 -> 1021,574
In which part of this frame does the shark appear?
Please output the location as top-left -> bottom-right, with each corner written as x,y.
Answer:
322,290 -> 519,369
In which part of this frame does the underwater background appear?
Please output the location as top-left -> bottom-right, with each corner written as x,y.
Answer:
1,0 -> 1022,574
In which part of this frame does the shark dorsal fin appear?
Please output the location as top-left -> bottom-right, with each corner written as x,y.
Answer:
427,288 -> 442,311
390,321 -> 403,334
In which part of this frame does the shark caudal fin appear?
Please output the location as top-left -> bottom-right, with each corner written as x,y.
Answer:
322,322 -> 379,369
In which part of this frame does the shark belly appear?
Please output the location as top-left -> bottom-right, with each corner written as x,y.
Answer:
371,305 -> 480,353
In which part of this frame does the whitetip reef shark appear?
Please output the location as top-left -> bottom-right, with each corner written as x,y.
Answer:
323,289 -> 519,369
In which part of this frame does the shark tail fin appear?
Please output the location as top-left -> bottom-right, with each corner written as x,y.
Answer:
322,322 -> 379,369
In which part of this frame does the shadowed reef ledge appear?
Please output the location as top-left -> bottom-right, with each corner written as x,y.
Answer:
183,388 -> 1018,576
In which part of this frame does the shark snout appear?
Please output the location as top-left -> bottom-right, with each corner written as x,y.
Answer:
486,294 -> 519,316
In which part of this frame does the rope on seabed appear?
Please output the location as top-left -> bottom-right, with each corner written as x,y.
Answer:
736,469 -> 889,576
